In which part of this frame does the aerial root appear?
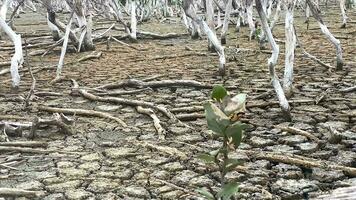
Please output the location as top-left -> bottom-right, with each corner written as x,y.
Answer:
136,106 -> 166,140
38,105 -> 127,127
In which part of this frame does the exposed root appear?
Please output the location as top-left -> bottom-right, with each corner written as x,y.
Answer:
0,141 -> 48,148
275,125 -> 321,144
0,188 -> 43,198
38,105 -> 127,127
136,106 -> 166,140
77,51 -> 102,62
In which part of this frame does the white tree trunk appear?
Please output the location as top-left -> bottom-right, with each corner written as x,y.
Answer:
0,0 -> 10,20
47,12 -> 60,41
306,0 -> 343,70
270,0 -> 281,31
206,0 -> 215,51
283,0 -> 297,98
0,16 -> 23,87
221,0 -> 232,45
256,0 -> 291,120
56,15 -> 73,79
340,0 -> 347,28
130,1 -> 137,41
246,0 -> 255,40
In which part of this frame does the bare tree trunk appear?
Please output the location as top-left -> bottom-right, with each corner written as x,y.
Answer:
283,0 -> 297,98
270,0 -> 281,31
0,16 -> 23,87
246,0 -> 255,40
255,0 -> 291,120
130,0 -> 137,41
206,0 -> 215,51
221,0 -> 232,44
306,0 -> 343,70
56,14 -> 73,79
47,12 -> 60,41
340,0 -> 347,28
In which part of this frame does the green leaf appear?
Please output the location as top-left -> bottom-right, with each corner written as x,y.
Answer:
204,102 -> 231,135
211,85 -> 228,101
225,122 -> 247,148
198,153 -> 215,163
224,93 -> 247,116
217,182 -> 239,200
224,158 -> 242,172
196,188 -> 215,200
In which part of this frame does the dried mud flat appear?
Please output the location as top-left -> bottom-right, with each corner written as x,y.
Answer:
0,6 -> 355,200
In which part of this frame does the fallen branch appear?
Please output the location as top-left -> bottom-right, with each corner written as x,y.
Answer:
38,105 -> 127,127
136,106 -> 166,140
241,150 -> 356,176
0,188 -> 43,198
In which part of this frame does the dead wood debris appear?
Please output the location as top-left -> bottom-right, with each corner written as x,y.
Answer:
136,106 -> 166,140
241,150 -> 356,176
38,105 -> 127,127
0,114 -> 74,139
72,79 -> 176,121
29,114 -> 73,139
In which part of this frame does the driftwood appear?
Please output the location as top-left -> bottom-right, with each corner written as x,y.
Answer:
136,106 -> 166,140
29,114 -> 73,139
340,86 -> 356,93
38,105 -> 127,127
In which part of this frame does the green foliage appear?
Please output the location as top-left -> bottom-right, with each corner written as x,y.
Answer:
255,28 -> 262,40
211,85 -> 228,101
217,182 -> 239,200
198,86 -> 247,200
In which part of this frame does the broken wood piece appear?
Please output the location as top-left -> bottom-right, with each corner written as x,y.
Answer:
38,105 -> 127,127
136,106 -> 166,140
0,188 -> 43,198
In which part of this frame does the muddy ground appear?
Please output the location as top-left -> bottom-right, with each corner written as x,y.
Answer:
0,5 -> 355,200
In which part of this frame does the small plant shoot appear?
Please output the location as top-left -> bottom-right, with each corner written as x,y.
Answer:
197,85 -> 247,200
